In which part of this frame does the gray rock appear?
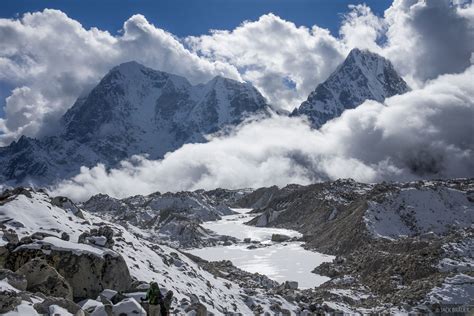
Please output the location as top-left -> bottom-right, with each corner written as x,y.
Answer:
33,297 -> 82,315
61,232 -> 70,241
271,234 -> 291,243
185,302 -> 207,316
16,258 -> 73,300
78,225 -> 115,249
284,281 -> 298,290
0,291 -> 22,313
5,240 -> 132,300
0,268 -> 27,291
2,229 -> 19,245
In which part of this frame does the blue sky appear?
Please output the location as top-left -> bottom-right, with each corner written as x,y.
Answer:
0,0 -> 392,37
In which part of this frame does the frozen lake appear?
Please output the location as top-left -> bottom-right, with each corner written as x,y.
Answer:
188,208 -> 334,288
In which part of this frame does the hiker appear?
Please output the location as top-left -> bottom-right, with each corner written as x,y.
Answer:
142,281 -> 163,316
161,290 -> 173,316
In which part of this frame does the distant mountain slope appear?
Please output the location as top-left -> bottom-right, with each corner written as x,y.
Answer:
0,62 -> 271,185
292,48 -> 409,128
242,179 -> 473,310
245,179 -> 472,254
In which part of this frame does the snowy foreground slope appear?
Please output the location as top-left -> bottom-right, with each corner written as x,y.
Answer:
0,179 -> 472,315
0,188 -> 296,315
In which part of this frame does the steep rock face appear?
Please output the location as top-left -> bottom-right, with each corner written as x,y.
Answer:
292,48 -> 409,128
0,62 -> 271,185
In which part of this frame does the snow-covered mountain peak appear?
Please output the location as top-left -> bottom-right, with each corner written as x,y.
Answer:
0,62 -> 271,185
292,48 -> 410,128
105,61 -> 191,92
112,60 -> 147,75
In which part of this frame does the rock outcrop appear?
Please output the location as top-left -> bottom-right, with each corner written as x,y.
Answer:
17,258 -> 73,300
5,237 -> 132,300
0,268 -> 27,291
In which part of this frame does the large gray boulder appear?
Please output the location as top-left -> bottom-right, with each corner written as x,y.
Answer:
0,269 -> 27,291
16,258 -> 73,300
5,237 -> 132,300
271,234 -> 291,243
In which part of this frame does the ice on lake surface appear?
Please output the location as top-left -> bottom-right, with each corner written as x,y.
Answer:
189,208 -> 334,288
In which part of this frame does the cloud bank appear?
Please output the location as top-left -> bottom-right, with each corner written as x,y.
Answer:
2,0 -> 472,146
52,66 -> 474,200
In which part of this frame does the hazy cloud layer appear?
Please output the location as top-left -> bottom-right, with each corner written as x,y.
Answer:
52,66 -> 474,201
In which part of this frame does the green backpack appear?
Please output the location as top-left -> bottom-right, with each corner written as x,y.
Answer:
146,283 -> 162,305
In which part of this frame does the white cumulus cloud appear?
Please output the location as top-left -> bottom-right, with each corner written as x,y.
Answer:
0,9 -> 240,145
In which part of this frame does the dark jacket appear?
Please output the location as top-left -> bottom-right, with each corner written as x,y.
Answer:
145,283 -> 163,305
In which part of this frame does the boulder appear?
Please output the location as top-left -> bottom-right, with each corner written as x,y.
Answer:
99,289 -> 118,301
0,291 -> 22,313
5,238 -> 132,300
34,297 -> 82,315
0,268 -> 27,291
50,196 -> 85,219
49,304 -> 80,315
61,232 -> 70,241
17,258 -> 73,300
284,281 -> 298,290
78,299 -> 104,314
185,302 -> 207,316
30,232 -> 57,241
3,229 -> 19,244
271,234 -> 291,242
113,298 -> 146,315
78,226 -> 114,249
